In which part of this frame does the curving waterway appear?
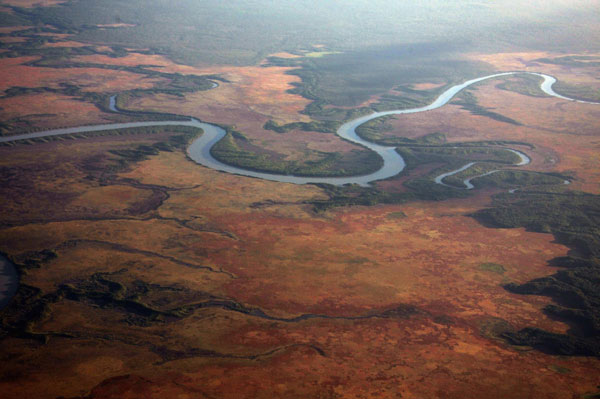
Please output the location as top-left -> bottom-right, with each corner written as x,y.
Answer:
435,148 -> 531,190
3,72 -> 598,189
2,72 -> 598,188
0,72 -> 599,309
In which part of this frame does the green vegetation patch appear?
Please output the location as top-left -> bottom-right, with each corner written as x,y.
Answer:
387,211 -> 407,219
479,262 -> 505,274
536,55 -> 600,68
470,170 -> 568,190
551,81 -> 600,103
496,74 -> 549,98
355,116 -> 447,147
478,317 -> 514,341
263,119 -> 339,134
547,364 -> 571,374
534,57 -> 600,102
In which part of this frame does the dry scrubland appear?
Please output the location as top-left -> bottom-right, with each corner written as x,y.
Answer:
0,56 -> 165,93
1,131 -> 600,399
1,24 -> 600,399
97,51 -> 370,164
376,52 -> 600,194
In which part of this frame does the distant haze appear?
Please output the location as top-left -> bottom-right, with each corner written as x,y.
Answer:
21,0 -> 600,64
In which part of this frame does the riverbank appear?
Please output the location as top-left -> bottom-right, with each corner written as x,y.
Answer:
2,72 -> 597,189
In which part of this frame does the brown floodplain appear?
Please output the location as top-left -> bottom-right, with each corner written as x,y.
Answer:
1,46 -> 377,170
0,56 -> 166,95
0,91 -> 133,132
95,51 -> 377,161
1,43 -> 600,398
125,70 -> 373,165
2,129 -> 600,398
375,58 -> 600,194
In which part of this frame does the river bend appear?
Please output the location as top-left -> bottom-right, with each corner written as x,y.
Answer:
2,72 -> 598,187
2,72 -> 597,188
0,72 -> 599,309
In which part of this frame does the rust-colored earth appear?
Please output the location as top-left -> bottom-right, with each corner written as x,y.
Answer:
1,34 -> 599,399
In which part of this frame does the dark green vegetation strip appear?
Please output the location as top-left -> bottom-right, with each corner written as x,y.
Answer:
1,124 -> 200,148
355,115 -> 532,149
309,178 -> 470,211
473,191 -> 600,356
263,120 -> 339,134
495,74 -> 549,98
468,170 -> 568,190
536,55 -> 600,68
480,263 -> 506,274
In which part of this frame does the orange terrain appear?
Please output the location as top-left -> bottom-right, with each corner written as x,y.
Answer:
1,35 -> 600,399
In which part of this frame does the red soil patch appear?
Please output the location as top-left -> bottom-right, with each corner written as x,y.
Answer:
0,56 -> 165,94
0,92 -> 120,131
1,48 -> 599,399
267,52 -> 301,59
412,82 -> 446,90
43,40 -> 89,48
72,52 -> 364,157
73,53 -> 211,75
0,36 -> 27,43
79,320 -> 600,399
470,51 -> 600,92
1,137 -> 598,398
0,26 -> 33,34
74,52 -> 311,120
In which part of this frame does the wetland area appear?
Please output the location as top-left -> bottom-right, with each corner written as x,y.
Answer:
1,1 -> 600,398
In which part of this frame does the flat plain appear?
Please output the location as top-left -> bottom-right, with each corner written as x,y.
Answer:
1,1 -> 600,398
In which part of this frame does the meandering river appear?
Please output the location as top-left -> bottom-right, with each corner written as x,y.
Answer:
0,71 -> 598,309
1,72 -> 597,188
2,72 -> 597,188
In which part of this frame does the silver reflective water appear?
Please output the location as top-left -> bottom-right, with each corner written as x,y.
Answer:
2,72 -> 598,189
436,147 -> 532,189
1,72 -> 598,308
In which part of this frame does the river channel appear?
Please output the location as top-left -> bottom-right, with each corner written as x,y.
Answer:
0,71 -> 598,308
2,72 -> 597,188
